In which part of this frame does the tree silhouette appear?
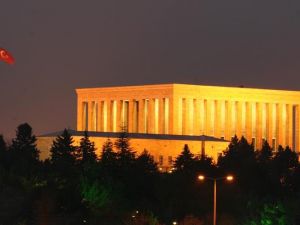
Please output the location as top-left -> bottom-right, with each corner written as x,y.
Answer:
194,155 -> 215,176
227,135 -> 239,153
78,131 -> 97,165
136,149 -> 158,174
115,131 -> 136,166
218,136 -> 255,173
218,136 -> 259,196
0,135 -> 7,170
50,129 -> 77,177
174,144 -> 196,172
271,145 -> 299,191
256,140 -> 273,164
10,123 -> 40,176
11,123 -> 39,160
101,138 -> 117,168
2,123 -> 300,224
273,146 -> 298,172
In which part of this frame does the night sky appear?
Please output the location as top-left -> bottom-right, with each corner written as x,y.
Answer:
1,0 -> 300,138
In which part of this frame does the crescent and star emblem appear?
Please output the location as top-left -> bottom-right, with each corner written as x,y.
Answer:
0,50 -> 8,59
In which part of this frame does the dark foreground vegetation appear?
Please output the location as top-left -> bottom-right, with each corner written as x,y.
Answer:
0,123 -> 300,225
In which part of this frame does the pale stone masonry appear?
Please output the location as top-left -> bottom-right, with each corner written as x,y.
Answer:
76,83 -> 300,152
37,83 -> 300,171
37,130 -> 229,172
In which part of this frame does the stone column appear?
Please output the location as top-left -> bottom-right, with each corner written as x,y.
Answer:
88,101 -> 93,131
132,100 -> 139,133
266,103 -> 274,145
182,98 -> 187,135
154,99 -> 159,134
205,100 -> 213,136
106,100 -> 112,132
220,100 -> 226,138
286,104 -> 293,148
199,99 -> 205,135
176,98 -> 183,135
194,99 -> 201,136
128,100 -> 134,133
245,102 -> 252,142
145,99 -> 150,133
276,103 -> 284,149
159,98 -> 165,134
97,101 -> 103,132
77,99 -> 83,131
187,98 -> 194,135
148,99 -> 155,134
214,100 -> 221,138
256,102 -> 263,149
295,105 -> 300,153
93,102 -> 98,131
111,100 -> 119,132
236,101 -> 243,138
169,97 -> 175,135
138,99 -> 145,133
225,100 -> 232,140
164,98 -> 170,134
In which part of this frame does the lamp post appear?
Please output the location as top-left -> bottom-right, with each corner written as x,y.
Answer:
198,175 -> 234,225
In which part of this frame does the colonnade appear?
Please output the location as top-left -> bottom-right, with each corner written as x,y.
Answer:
78,98 -> 300,150
176,98 -> 299,150
79,98 -> 170,135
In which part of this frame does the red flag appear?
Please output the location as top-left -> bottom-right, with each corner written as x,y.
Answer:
0,48 -> 14,65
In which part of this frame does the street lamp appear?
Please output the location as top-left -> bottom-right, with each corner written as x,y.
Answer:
198,174 -> 234,225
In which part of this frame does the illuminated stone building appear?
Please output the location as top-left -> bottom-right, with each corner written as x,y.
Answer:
76,83 -> 300,149
38,83 -> 300,169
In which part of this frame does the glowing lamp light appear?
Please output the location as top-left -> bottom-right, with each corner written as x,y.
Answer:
198,175 -> 205,180
173,221 -> 178,225
226,175 -> 234,181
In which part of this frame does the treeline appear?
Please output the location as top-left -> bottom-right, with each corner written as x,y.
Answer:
0,123 -> 300,225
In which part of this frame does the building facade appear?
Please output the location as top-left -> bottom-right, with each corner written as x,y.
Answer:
37,131 -> 229,171
37,83 -> 300,170
76,83 -> 300,152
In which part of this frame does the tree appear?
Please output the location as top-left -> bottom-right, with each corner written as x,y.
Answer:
78,131 -> 97,165
243,201 -> 290,225
254,140 -> 274,196
194,155 -> 215,176
134,149 -> 158,209
50,129 -> 76,176
0,135 -> 7,169
174,144 -> 196,172
273,146 -> 298,172
136,149 -> 157,174
81,178 -> 112,212
10,123 -> 40,176
115,131 -> 136,166
218,136 -> 255,172
271,145 -> 299,190
218,136 -> 259,196
101,138 -> 117,168
257,140 -> 273,164
227,135 -> 239,154
49,129 -> 82,212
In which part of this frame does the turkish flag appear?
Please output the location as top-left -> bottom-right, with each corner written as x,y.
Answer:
0,48 -> 14,65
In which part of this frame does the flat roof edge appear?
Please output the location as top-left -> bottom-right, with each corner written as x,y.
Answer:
38,130 -> 229,142
75,83 -> 300,94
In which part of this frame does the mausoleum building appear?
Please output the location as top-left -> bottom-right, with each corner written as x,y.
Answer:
37,83 -> 300,170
